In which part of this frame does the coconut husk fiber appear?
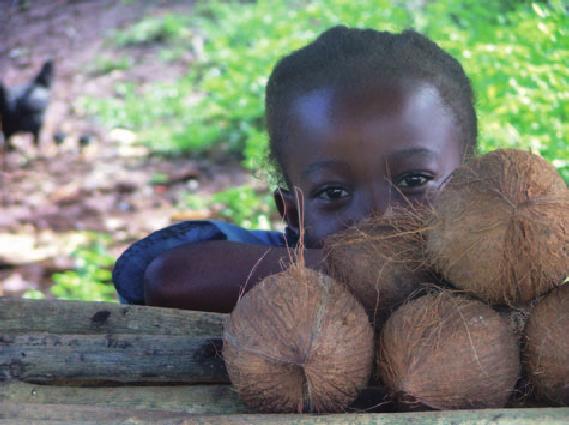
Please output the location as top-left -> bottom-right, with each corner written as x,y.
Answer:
494,304 -> 531,341
525,284 -> 569,406
324,208 -> 434,327
426,149 -> 569,305
223,264 -> 374,413
378,290 -> 520,410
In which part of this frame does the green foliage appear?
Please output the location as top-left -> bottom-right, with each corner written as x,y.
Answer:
149,172 -> 169,185
112,14 -> 192,46
180,186 -> 274,229
421,0 -> 568,182
22,289 -> 45,300
89,56 -> 132,75
82,0 -> 567,184
49,233 -> 117,302
211,186 -> 273,229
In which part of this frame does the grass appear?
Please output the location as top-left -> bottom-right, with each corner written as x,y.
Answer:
89,56 -> 132,75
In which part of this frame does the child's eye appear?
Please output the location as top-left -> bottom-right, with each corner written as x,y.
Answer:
396,173 -> 433,188
315,186 -> 351,201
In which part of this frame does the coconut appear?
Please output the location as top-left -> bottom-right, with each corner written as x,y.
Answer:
493,305 -> 532,406
324,210 -> 432,326
525,284 -> 569,405
378,291 -> 520,410
223,264 -> 374,413
494,304 -> 531,340
426,149 -> 569,305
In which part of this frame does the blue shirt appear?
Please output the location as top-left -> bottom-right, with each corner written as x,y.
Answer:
112,220 -> 297,305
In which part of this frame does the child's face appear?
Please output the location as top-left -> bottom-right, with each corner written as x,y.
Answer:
277,80 -> 463,248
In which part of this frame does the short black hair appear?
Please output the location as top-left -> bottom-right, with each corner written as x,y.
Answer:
265,26 -> 477,186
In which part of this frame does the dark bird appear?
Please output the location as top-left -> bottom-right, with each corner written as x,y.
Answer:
0,60 -> 54,151
78,133 -> 92,150
53,130 -> 66,147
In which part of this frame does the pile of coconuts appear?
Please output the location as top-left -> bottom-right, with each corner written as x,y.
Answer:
223,149 -> 569,413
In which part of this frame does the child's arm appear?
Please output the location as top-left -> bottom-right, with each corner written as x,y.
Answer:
143,240 -> 323,313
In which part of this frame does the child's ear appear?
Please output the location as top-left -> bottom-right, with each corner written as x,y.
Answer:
274,188 -> 299,235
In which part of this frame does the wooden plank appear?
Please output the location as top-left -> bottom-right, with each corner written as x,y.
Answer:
0,402 -> 197,424
0,334 -> 227,384
0,382 -> 249,414
0,382 -> 388,414
0,298 -> 226,336
0,421 -> 106,425
1,402 -> 569,424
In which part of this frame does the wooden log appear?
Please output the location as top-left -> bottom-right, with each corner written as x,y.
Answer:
0,298 -> 226,336
0,334 -> 227,384
0,382 -> 248,414
0,402 -> 197,424
1,402 -> 569,424
0,382 -> 388,414
1,420 -> 148,424
0,420 -> 104,425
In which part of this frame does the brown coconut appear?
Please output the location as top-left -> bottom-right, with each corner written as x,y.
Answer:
426,149 -> 569,305
378,291 -> 520,410
494,304 -> 531,340
525,284 -> 569,405
223,264 -> 374,413
325,210 -> 433,326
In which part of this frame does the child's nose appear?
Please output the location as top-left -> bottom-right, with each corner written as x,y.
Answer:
361,190 -> 391,218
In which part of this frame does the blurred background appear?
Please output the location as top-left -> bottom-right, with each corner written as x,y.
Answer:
0,0 -> 566,302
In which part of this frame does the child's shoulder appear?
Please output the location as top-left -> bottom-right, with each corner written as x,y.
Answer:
112,220 -> 290,305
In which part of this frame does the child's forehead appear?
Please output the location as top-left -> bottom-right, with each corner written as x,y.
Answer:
289,81 -> 450,133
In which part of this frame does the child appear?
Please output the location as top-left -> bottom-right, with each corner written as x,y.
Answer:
113,26 -> 477,312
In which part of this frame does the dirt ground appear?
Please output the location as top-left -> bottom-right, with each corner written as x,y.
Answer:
0,0 -> 257,297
